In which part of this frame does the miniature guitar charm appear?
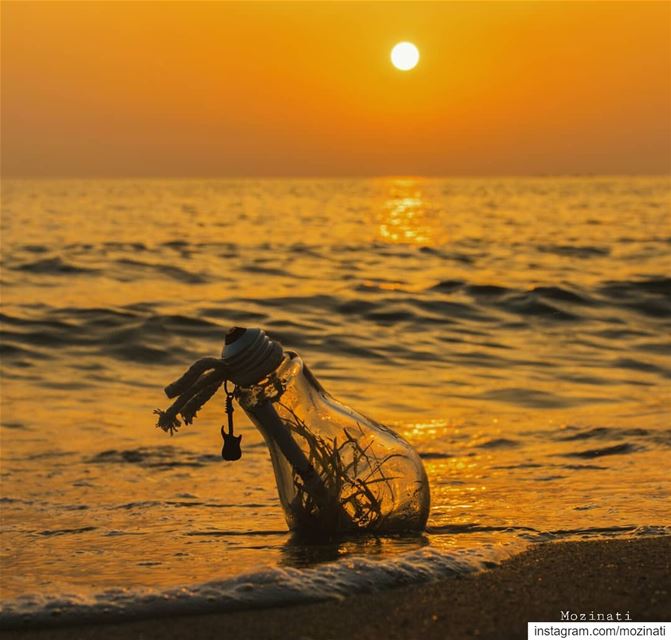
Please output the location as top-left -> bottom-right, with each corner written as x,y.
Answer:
221,382 -> 242,461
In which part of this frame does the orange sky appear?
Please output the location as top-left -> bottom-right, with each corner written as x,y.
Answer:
1,1 -> 669,177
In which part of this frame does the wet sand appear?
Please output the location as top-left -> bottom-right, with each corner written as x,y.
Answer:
2,537 -> 669,640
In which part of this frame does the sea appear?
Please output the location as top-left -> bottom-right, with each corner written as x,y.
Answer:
1,176 -> 669,627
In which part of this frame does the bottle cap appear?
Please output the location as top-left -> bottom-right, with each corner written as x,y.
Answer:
221,327 -> 284,387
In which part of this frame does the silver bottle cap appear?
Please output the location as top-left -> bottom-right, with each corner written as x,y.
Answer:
221,327 -> 284,387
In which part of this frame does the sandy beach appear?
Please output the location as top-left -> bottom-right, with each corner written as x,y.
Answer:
2,536 -> 669,640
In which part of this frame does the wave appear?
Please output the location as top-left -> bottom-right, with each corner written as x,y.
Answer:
543,425 -> 671,448
3,524 -> 668,629
13,257 -> 99,275
537,244 -> 610,258
559,443 -> 640,459
2,271 -> 669,406
0,543 -> 523,629
89,446 -> 220,470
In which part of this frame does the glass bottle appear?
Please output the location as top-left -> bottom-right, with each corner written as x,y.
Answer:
222,328 -> 430,536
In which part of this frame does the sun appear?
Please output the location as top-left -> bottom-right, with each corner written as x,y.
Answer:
391,42 -> 419,71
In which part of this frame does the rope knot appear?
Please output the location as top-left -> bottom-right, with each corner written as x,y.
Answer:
154,357 -> 229,435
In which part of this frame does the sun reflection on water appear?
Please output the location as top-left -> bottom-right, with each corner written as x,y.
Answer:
377,179 -> 442,246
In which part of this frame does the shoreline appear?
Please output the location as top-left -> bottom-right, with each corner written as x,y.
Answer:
2,536 -> 669,640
